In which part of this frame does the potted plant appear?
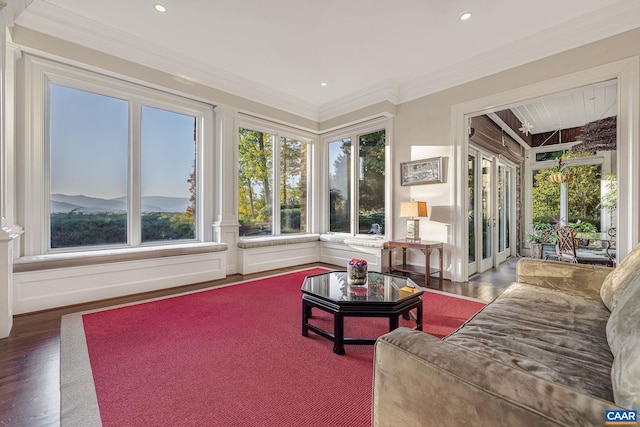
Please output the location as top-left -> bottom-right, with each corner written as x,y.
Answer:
526,231 -> 545,259
526,222 -> 558,259
547,155 -> 572,183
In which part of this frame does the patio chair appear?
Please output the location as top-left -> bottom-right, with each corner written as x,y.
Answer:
555,226 -> 614,267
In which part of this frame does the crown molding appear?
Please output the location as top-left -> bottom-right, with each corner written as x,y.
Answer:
398,0 -> 640,104
16,1 -> 321,121
13,0 -> 640,125
317,79 -> 399,122
1,0 -> 32,27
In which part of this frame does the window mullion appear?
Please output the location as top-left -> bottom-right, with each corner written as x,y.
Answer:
351,135 -> 358,236
273,135 -> 281,235
129,100 -> 142,246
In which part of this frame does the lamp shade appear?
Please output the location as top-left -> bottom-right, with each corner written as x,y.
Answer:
400,201 -> 428,218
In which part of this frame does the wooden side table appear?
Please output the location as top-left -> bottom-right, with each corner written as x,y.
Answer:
388,240 -> 444,287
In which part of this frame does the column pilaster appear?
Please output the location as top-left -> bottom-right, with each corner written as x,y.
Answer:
211,105 -> 240,274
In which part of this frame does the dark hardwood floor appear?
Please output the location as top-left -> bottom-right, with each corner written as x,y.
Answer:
0,260 -> 516,427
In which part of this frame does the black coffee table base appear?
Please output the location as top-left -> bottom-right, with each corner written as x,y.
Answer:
301,295 -> 423,355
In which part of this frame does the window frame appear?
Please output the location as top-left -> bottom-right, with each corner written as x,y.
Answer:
236,117 -> 314,237
21,54 -> 215,255
321,117 -> 392,238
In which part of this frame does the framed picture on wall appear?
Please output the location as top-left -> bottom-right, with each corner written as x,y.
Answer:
400,156 -> 445,186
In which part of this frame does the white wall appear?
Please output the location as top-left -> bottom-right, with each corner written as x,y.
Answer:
388,28 -> 640,280
1,24 -> 639,318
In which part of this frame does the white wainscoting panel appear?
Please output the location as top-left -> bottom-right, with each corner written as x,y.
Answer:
13,252 -> 227,314
319,241 -> 388,273
238,242 -> 319,275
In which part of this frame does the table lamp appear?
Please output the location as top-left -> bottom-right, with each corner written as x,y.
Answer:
400,201 -> 428,242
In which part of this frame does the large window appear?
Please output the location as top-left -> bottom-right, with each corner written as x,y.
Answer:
238,124 -> 311,236
530,146 -> 614,232
24,55 -> 213,254
326,122 -> 388,236
140,106 -> 197,243
49,85 -> 129,248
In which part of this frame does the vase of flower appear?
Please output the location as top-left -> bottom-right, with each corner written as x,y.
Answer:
347,258 -> 368,285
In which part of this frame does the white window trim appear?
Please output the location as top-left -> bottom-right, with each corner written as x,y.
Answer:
321,117 -> 392,238
236,116 -> 315,237
20,54 -> 215,256
525,140 -> 613,234
452,58 -> 639,282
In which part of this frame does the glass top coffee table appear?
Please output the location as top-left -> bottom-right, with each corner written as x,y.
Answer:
301,271 -> 423,355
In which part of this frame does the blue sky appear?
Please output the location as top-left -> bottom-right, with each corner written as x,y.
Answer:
49,84 -> 195,200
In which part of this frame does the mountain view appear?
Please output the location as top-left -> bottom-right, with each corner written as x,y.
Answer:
50,194 -> 191,213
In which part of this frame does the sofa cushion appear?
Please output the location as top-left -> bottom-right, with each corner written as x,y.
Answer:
600,242 -> 640,311
445,283 -> 613,401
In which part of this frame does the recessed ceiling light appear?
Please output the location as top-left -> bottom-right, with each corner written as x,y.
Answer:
320,82 -> 328,87
154,4 -> 167,13
460,12 -> 472,21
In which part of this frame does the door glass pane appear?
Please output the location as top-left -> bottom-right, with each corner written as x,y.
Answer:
49,84 -> 128,248
329,138 -> 351,233
482,158 -> 492,259
238,128 -> 274,236
505,168 -> 511,250
498,165 -> 505,252
141,106 -> 197,243
358,130 -> 385,235
468,154 -> 476,263
279,137 -> 307,234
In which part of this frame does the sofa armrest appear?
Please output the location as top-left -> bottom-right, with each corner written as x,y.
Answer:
373,328 -> 619,427
515,258 -> 612,297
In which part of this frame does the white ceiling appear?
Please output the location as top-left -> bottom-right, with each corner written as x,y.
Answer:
512,80 -> 618,134
10,0 -> 640,121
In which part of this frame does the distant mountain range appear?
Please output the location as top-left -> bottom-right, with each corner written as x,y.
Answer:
50,194 -> 190,214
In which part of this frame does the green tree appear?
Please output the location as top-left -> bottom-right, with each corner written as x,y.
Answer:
186,168 -> 196,219
280,137 -> 306,233
532,153 -> 602,228
357,131 -> 385,233
358,131 -> 385,212
329,140 -> 351,232
238,128 -> 273,235
280,137 -> 302,208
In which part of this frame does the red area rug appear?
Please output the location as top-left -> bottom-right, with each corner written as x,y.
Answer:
61,268 -> 486,426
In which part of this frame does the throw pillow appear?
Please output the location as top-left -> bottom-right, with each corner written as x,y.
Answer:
601,243 -> 640,311
607,272 -> 640,352
611,336 -> 640,411
608,271 -> 640,410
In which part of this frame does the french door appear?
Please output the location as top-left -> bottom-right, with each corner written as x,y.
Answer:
468,147 -> 516,276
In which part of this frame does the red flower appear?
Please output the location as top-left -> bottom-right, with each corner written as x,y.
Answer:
348,258 -> 368,268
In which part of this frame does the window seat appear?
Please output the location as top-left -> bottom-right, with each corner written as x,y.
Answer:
237,234 -> 320,249
13,242 -> 228,273
319,235 -> 389,272
237,234 -> 321,274
319,234 -> 389,249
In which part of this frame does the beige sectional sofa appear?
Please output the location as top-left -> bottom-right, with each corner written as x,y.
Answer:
373,243 -> 640,427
